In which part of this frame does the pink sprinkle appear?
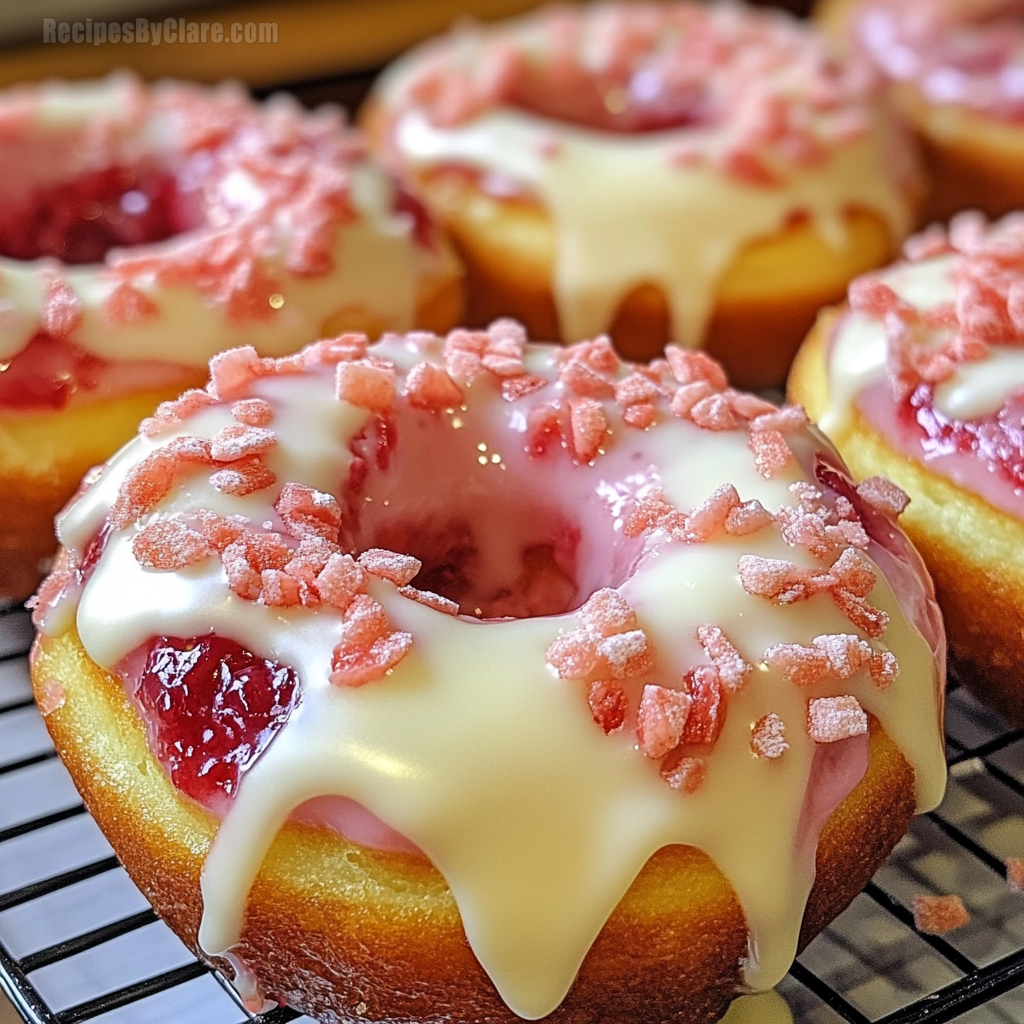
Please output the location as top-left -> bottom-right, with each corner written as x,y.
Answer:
636,684 -> 692,759
726,391 -> 777,420
682,483 -> 739,542
569,397 -> 607,462
502,374 -> 547,402
751,713 -> 788,759
398,586 -> 460,615
111,449 -> 179,529
912,895 -> 971,935
832,587 -> 889,638
750,406 -> 808,434
166,435 -> 215,464
690,394 -> 738,431
261,568 -> 302,607
336,592 -> 390,647
331,630 -> 413,687
405,361 -> 464,411
660,754 -> 707,793
105,281 -> 158,326
275,482 -> 342,541
560,358 -> 615,398
665,347 -> 728,389
562,336 -> 620,375
482,352 -> 526,377
830,547 -> 877,597
849,275 -> 902,318
856,476 -> 910,517
316,553 -> 366,610
304,333 -> 369,365
696,624 -> 751,692
671,381 -> 715,418
140,390 -> 218,437
42,278 -> 81,339
764,642 -> 831,687
749,428 -> 792,478
681,665 -> 725,746
358,548 -> 422,586
806,695 -> 868,743
232,398 -> 274,426
209,456 -> 276,496
579,588 -> 637,637
243,532 -> 292,572
623,491 -> 674,538
725,499 -> 773,536
1006,857 -> 1024,894
210,425 -> 277,462
35,679 -> 66,717
546,629 -> 599,679
208,346 -> 264,400
336,359 -> 397,412
614,371 -> 661,407
195,509 -> 248,553
623,402 -> 657,429
132,519 -> 210,570
596,629 -> 653,680
586,679 -> 628,734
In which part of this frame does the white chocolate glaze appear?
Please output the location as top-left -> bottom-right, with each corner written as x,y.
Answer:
373,6 -> 912,347
0,76 -> 457,374
50,333 -> 944,1019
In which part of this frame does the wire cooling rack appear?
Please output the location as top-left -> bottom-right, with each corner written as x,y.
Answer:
1,601 -> 1023,1024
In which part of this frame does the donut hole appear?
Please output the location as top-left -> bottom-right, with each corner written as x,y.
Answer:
342,414 -> 644,620
0,154 -> 203,264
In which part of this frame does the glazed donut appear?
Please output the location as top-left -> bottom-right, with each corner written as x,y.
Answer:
31,322 -> 945,1022
363,1 -> 921,390
818,0 -> 1024,222
790,211 -> 1024,725
0,73 -> 462,601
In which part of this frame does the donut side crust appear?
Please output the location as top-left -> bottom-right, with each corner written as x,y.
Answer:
790,313 -> 1024,725
33,625 -> 915,1023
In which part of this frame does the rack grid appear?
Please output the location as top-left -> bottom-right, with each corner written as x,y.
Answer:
2,599 -> 1022,1024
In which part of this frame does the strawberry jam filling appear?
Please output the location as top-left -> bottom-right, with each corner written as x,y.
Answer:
0,163 -> 199,265
118,635 -> 298,813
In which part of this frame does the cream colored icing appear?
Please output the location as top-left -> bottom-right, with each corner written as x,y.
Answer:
375,24 -> 911,348
54,336 -> 945,1019
822,253 -> 1024,438
0,77 -> 455,370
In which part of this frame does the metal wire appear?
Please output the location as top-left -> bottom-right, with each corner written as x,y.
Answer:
2,599 -> 1023,1023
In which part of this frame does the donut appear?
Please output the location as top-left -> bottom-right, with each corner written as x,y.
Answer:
817,0 -> 1024,222
0,73 -> 463,601
789,210 -> 1024,725
363,1 -> 922,390
30,322 -> 945,1022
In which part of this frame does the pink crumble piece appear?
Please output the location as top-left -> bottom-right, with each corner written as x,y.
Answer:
660,754 -> 707,794
738,554 -> 818,604
586,679 -> 628,734
546,629 -> 599,680
696,624 -> 751,692
912,895 -> 971,935
690,394 -> 738,431
832,587 -> 889,638
210,425 -> 277,462
110,449 -> 179,530
240,531 -> 292,572
596,629 -> 653,680
680,483 -> 739,542
208,346 -> 265,400
398,586 -> 460,616
856,476 -> 910,517
750,406 -> 809,434
194,509 -> 248,553
615,371 -> 661,407
726,391 -> 777,420
35,679 -> 66,717
209,456 -> 276,497
806,695 -> 868,743
637,684 -> 692,759
336,359 -> 397,412
502,374 -> 547,402
284,535 -> 340,585
560,336 -> 620,376
261,568 -> 302,607
315,553 -> 366,610
579,588 -> 637,637
751,713 -> 789,759
140,390 -> 218,437
330,593 -> 413,687
275,482 -> 342,542
405,361 -> 464,411
764,642 -> 831,687
105,281 -> 158,326
304,333 -> 370,365
42,278 -> 82,339
481,351 -> 526,377
623,490 -> 674,538
231,398 -> 274,426
358,548 -> 422,586
526,402 -> 564,457
569,397 -> 608,462
132,519 -> 211,571
671,381 -> 715,418
849,275 -> 905,318
559,358 -> 615,398
830,547 -> 878,597
623,402 -> 657,429
681,665 -> 725,747
749,428 -> 792,479
664,346 -> 728,389
1006,857 -> 1024,894
725,499 -> 773,536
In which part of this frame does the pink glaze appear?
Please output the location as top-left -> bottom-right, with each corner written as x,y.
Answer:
854,0 -> 1024,122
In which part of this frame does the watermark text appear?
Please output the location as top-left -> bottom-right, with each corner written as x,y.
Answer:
42,17 -> 279,45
